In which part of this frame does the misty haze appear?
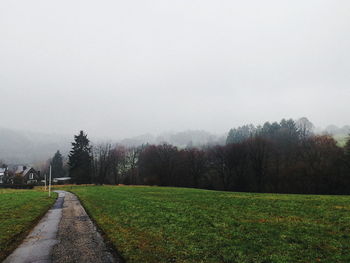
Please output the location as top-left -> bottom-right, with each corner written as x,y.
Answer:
1,1 -> 350,263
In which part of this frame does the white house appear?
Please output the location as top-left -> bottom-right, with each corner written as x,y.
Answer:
0,167 -> 8,184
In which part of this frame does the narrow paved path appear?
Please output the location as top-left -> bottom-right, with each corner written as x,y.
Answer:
4,191 -> 119,263
4,191 -> 65,263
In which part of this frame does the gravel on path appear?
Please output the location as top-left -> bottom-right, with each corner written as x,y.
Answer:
52,191 -> 120,263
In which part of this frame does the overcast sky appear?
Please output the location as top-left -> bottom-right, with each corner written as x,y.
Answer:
1,0 -> 349,139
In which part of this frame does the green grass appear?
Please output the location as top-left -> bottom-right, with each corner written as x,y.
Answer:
62,185 -> 350,263
334,135 -> 348,147
0,189 -> 57,261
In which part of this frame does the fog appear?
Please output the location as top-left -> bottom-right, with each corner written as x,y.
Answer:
1,0 -> 349,139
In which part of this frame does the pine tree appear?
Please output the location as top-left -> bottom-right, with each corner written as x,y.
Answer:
51,150 -> 65,178
68,131 -> 92,184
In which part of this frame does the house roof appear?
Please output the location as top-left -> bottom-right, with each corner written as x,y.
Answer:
15,166 -> 36,176
0,168 -> 6,173
23,167 -> 33,176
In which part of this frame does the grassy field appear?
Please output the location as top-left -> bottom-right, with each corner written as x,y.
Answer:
334,135 -> 348,147
0,189 -> 57,261
61,185 -> 350,263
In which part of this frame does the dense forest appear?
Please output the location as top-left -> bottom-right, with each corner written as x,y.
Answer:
67,118 -> 350,195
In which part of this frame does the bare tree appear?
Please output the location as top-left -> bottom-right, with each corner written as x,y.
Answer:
125,146 -> 142,184
183,148 -> 208,187
247,137 -> 270,192
296,117 -> 314,139
92,143 -> 113,185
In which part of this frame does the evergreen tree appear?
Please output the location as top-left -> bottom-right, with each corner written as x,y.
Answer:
226,124 -> 256,144
51,150 -> 65,178
68,131 -> 92,184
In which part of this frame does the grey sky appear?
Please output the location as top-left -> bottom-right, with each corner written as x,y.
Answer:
1,0 -> 349,139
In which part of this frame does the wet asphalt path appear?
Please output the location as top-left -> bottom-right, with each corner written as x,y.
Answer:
4,191 -> 120,263
3,191 -> 65,263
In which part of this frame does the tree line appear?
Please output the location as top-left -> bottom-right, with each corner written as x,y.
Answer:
67,118 -> 350,195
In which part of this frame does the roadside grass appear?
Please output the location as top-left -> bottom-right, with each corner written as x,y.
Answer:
0,189 -> 57,261
61,185 -> 350,263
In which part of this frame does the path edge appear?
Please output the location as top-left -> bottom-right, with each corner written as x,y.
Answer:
0,192 -> 58,262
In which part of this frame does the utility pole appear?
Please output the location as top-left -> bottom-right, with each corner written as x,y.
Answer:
44,173 -> 47,191
49,165 -> 52,197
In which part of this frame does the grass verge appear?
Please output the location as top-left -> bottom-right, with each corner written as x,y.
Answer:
0,189 -> 57,261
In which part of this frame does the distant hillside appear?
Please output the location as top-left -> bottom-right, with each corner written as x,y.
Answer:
322,125 -> 349,147
118,130 -> 226,148
0,127 -> 71,164
334,135 -> 348,147
3,124 -> 346,164
0,128 -> 226,164
323,125 -> 350,136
